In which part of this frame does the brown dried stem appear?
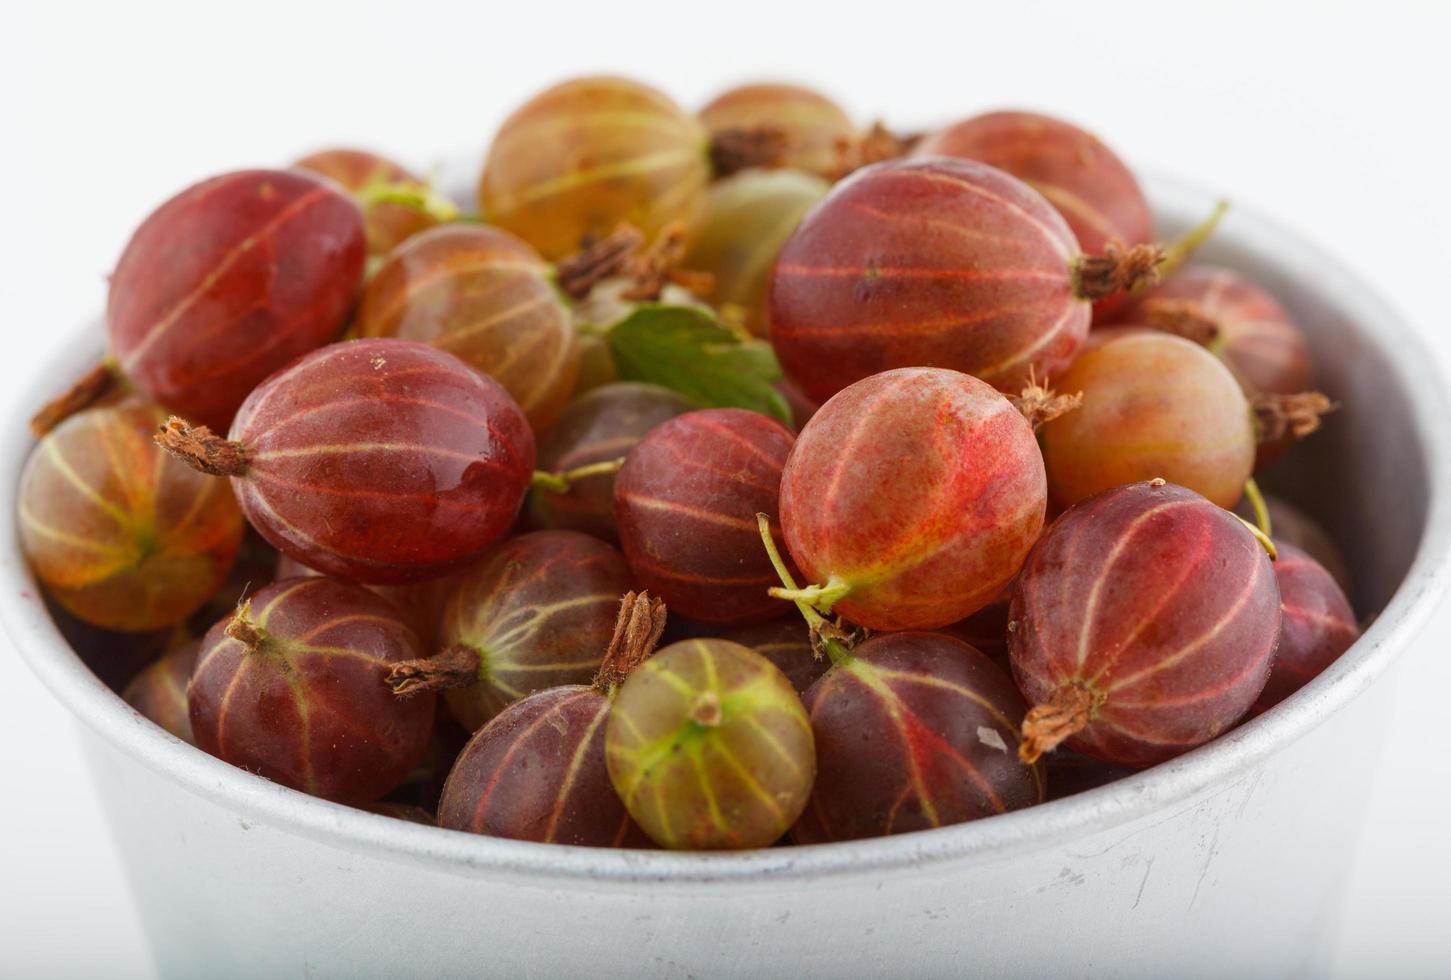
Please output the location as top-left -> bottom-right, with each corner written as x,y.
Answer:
1012,374 -> 1083,431
593,591 -> 668,695
1073,242 -> 1165,301
30,363 -> 119,437
709,125 -> 791,178
1140,299 -> 1222,347
1252,391 -> 1337,443
1019,684 -> 1100,764
224,599 -> 265,654
856,121 -> 920,168
620,223 -> 712,302
387,644 -> 481,698
556,225 -> 646,300
153,417 -> 249,476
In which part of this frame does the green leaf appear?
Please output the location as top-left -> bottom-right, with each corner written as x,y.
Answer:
605,304 -> 792,424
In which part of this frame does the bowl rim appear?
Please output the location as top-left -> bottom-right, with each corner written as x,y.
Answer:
4,174 -> 1449,886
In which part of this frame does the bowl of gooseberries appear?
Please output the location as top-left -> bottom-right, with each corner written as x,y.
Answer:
2,75 -> 1446,980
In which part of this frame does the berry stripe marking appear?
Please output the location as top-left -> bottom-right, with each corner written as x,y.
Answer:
543,699 -> 610,842
491,148 -> 702,210
913,169 -> 1075,262
473,690 -> 593,829
250,442 -> 491,467
249,468 -> 517,511
616,493 -> 765,533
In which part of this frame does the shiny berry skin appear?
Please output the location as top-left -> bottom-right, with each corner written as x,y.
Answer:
122,641 -> 200,744
1255,541 -> 1359,711
189,577 -> 436,804
793,632 -> 1042,843
356,225 -> 579,429
431,531 -> 634,731
699,83 -> 857,181
914,111 -> 1153,263
1041,331 -> 1255,509
1009,481 -> 1280,769
109,169 -> 365,429
274,552 -> 454,649
769,157 -> 1144,402
438,685 -> 651,846
779,368 -> 1046,631
294,148 -> 441,256
19,404 -> 243,631
528,383 -> 695,542
682,168 -> 829,337
720,616 -> 829,695
614,409 -> 796,625
479,76 -> 710,260
212,339 -> 533,583
605,639 -> 814,850
1113,265 -> 1314,468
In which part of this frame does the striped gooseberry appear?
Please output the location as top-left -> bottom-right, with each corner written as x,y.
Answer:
699,82 -> 859,180
614,408 -> 796,625
19,403 -> 243,631
386,530 -> 634,731
155,339 -> 535,584
681,168 -> 829,337
478,76 -> 715,261
436,592 -> 664,846
122,641 -> 200,744
1112,265 -> 1316,468
792,631 -> 1043,843
189,577 -> 436,804
1009,480 -> 1281,769
34,170 -> 365,435
527,382 -> 695,542
913,111 -> 1153,270
604,637 -> 815,849
274,552 -> 454,650
1255,541 -> 1359,711
1041,331 -> 1329,509
293,148 -> 456,257
767,157 -> 1166,403
775,368 -> 1047,632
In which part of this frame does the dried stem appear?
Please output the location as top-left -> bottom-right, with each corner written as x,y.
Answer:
855,120 -> 920,168
30,363 -> 119,437
1019,684 -> 1099,764
593,591 -> 668,695
531,457 -> 626,494
1072,242 -> 1166,301
709,125 -> 791,178
387,644 -> 481,698
555,225 -> 646,300
1252,391 -> 1336,443
690,691 -> 722,728
1012,374 -> 1083,431
620,223 -> 713,302
153,417 -> 249,477
224,599 -> 265,654
1141,299 -> 1222,347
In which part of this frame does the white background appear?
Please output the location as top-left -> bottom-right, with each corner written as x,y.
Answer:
3,1 -> 1449,977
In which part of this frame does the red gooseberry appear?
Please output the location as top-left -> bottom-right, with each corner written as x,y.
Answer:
34,170 -> 365,436
154,339 -> 535,584
767,157 -> 1166,403
436,592 -> 665,846
776,368 -> 1047,632
19,403 -> 243,631
1255,541 -> 1359,711
188,577 -> 436,804
614,408 -> 797,625
386,530 -> 635,731
1009,480 -> 1281,769
294,148 -> 455,257
122,641 -> 200,744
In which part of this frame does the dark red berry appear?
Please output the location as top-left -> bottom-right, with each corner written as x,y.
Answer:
1256,541 -> 1359,711
122,641 -> 200,744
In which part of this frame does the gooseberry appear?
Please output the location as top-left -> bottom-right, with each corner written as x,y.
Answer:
122,640 -> 200,744
437,591 -> 664,846
605,637 -> 815,849
294,148 -> 455,257
793,631 -> 1043,843
1255,541 -> 1359,711
189,577 -> 436,804
1235,493 -> 1351,593
528,382 -> 695,542
20,403 -> 243,631
35,170 -> 365,435
154,339 -> 535,584
681,169 -> 829,337
386,530 -> 634,731
720,616 -> 828,695
1009,480 -> 1281,769
614,408 -> 796,625
768,157 -> 1165,402
699,83 -> 859,180
776,368 -> 1046,631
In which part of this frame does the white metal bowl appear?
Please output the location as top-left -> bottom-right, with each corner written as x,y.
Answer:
3,176 -> 1448,980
